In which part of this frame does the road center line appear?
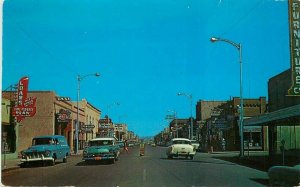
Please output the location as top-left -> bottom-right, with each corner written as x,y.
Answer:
143,168 -> 146,181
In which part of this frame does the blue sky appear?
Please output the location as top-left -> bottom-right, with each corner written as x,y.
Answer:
2,0 -> 290,137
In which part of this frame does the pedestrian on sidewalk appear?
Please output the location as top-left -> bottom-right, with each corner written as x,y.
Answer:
221,138 -> 226,152
124,140 -> 129,153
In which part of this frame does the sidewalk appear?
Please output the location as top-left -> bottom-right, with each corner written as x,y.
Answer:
210,151 -> 299,172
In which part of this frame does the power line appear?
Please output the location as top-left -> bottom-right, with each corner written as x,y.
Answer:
219,0 -> 266,37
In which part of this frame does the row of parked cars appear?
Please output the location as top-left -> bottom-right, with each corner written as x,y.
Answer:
20,135 -> 127,166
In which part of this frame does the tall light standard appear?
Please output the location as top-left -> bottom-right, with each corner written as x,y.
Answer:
177,92 -> 193,140
76,72 -> 100,154
210,36 -> 244,157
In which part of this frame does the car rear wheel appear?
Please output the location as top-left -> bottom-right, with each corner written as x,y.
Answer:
63,156 -> 67,163
21,162 -> 29,168
50,160 -> 55,166
189,155 -> 194,160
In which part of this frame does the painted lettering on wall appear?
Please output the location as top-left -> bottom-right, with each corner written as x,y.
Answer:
288,0 -> 300,95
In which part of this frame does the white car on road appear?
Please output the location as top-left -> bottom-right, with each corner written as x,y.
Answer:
166,138 -> 196,160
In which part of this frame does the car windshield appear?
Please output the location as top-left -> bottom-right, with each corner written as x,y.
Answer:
172,140 -> 190,145
89,140 -> 113,146
32,138 -> 54,145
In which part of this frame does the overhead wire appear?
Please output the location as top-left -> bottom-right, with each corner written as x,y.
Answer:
10,22 -> 79,76
219,0 -> 266,37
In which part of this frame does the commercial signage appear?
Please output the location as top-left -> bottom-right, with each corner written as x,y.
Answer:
214,118 -> 229,130
288,0 -> 300,96
56,109 -> 71,123
12,77 -> 37,122
81,124 -> 95,133
99,118 -> 112,124
56,97 -> 71,101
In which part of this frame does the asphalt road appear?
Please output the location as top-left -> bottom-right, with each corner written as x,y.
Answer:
2,145 -> 268,187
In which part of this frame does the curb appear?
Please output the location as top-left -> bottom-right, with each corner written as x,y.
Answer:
2,166 -> 20,172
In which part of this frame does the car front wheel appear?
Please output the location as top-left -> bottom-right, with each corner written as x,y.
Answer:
63,156 -> 67,163
110,159 -> 115,164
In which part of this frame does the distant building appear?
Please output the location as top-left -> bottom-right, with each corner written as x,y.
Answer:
169,118 -> 195,139
98,115 -> 114,138
196,100 -> 227,122
198,97 -> 267,151
114,123 -> 128,141
76,99 -> 101,148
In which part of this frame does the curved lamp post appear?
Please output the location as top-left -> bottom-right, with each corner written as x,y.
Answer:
177,92 -> 193,140
210,36 -> 244,157
76,72 -> 100,154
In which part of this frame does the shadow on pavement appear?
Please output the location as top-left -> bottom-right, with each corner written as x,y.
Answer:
75,161 -> 114,166
212,155 -> 270,172
20,161 -> 65,168
160,157 -> 236,166
250,178 -> 269,186
184,160 -> 236,166
212,154 -> 300,172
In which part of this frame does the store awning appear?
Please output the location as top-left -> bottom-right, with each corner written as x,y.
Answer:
244,104 -> 300,126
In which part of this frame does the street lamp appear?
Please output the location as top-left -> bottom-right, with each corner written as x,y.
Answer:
210,36 -> 244,157
76,72 -> 100,154
177,92 -> 193,140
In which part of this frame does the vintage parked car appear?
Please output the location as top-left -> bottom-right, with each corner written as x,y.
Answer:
20,135 -> 70,166
83,137 -> 120,164
116,141 -> 124,148
166,138 -> 196,160
268,164 -> 300,186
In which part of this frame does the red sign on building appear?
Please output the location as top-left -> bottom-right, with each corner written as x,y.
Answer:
12,77 -> 37,122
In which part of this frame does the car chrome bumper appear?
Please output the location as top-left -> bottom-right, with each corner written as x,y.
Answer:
83,156 -> 115,161
21,157 -> 54,162
168,152 -> 196,156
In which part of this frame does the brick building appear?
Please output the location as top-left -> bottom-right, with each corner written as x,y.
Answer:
2,91 -> 101,155
198,97 -> 267,151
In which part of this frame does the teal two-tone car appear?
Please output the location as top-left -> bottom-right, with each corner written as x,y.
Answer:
20,135 -> 70,166
83,137 -> 120,164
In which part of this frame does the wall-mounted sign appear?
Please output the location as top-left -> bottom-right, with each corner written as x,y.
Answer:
56,97 -> 71,101
288,0 -> 300,96
56,109 -> 71,123
99,118 -> 112,124
12,77 -> 37,122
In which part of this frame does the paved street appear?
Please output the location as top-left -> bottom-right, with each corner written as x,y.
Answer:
2,145 -> 268,187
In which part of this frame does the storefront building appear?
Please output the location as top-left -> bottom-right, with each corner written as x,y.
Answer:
244,69 -> 300,160
1,98 -> 19,159
2,91 -> 101,154
79,99 -> 101,148
197,97 -> 267,151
